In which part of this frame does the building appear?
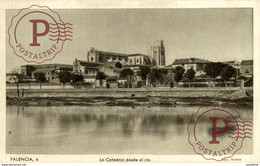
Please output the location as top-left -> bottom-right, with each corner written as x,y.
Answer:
123,53 -> 152,74
150,40 -> 166,67
73,58 -> 125,86
73,59 -> 104,82
85,48 -> 152,70
171,58 -> 212,72
127,54 -> 152,66
76,48 -> 153,78
73,43 -> 159,85
223,60 -> 240,69
86,47 -> 152,66
21,65 -> 35,78
21,64 -> 73,82
223,60 -> 241,78
100,62 -> 122,77
240,60 -> 253,76
87,47 -> 128,65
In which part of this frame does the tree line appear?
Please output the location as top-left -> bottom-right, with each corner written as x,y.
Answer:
119,62 -> 236,87
11,62 -> 236,88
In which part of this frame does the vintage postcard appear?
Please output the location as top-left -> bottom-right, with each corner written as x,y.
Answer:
0,0 -> 260,164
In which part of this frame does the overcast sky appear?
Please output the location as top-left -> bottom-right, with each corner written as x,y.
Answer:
6,8 -> 253,72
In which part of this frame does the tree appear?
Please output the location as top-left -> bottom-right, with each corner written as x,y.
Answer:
174,66 -> 185,83
11,68 -> 28,83
150,68 -> 160,87
16,74 -> 28,83
159,68 -> 168,84
120,68 -> 134,77
138,66 -> 151,87
185,68 -> 196,87
58,71 -> 72,87
120,68 -> 134,88
165,68 -> 175,88
34,73 -> 46,82
11,68 -> 28,97
71,74 -> 84,84
220,66 -> 236,87
115,61 -> 122,68
96,71 -> 107,88
34,73 -> 46,89
150,68 -> 168,87
204,62 -> 226,78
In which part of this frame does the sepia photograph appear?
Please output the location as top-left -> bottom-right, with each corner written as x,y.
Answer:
3,5 -> 256,162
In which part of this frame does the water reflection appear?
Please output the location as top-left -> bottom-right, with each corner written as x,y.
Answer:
6,105 -> 253,154
122,119 -> 134,136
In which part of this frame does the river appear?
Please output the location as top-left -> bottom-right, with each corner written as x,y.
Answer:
6,105 -> 253,154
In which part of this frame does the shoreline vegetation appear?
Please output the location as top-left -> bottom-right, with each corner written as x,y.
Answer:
6,88 -> 253,108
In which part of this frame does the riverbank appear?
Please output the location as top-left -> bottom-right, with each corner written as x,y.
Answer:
6,87 -> 253,98
6,87 -> 253,108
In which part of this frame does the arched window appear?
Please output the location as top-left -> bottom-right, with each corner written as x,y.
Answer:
91,57 -> 94,61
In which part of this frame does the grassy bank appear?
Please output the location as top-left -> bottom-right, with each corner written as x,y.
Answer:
6,87 -> 252,97
6,95 -> 253,108
6,87 -> 253,108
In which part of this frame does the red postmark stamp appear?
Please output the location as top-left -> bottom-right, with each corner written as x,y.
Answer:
8,5 -> 73,64
187,103 -> 253,161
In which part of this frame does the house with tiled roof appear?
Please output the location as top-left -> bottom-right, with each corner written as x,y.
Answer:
240,60 -> 253,76
171,58 -> 212,72
20,64 -> 73,83
73,59 -> 104,82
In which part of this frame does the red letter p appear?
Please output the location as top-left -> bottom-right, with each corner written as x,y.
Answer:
30,20 -> 49,46
209,117 -> 229,144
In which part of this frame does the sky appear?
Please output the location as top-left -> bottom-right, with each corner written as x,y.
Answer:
6,8 -> 253,72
